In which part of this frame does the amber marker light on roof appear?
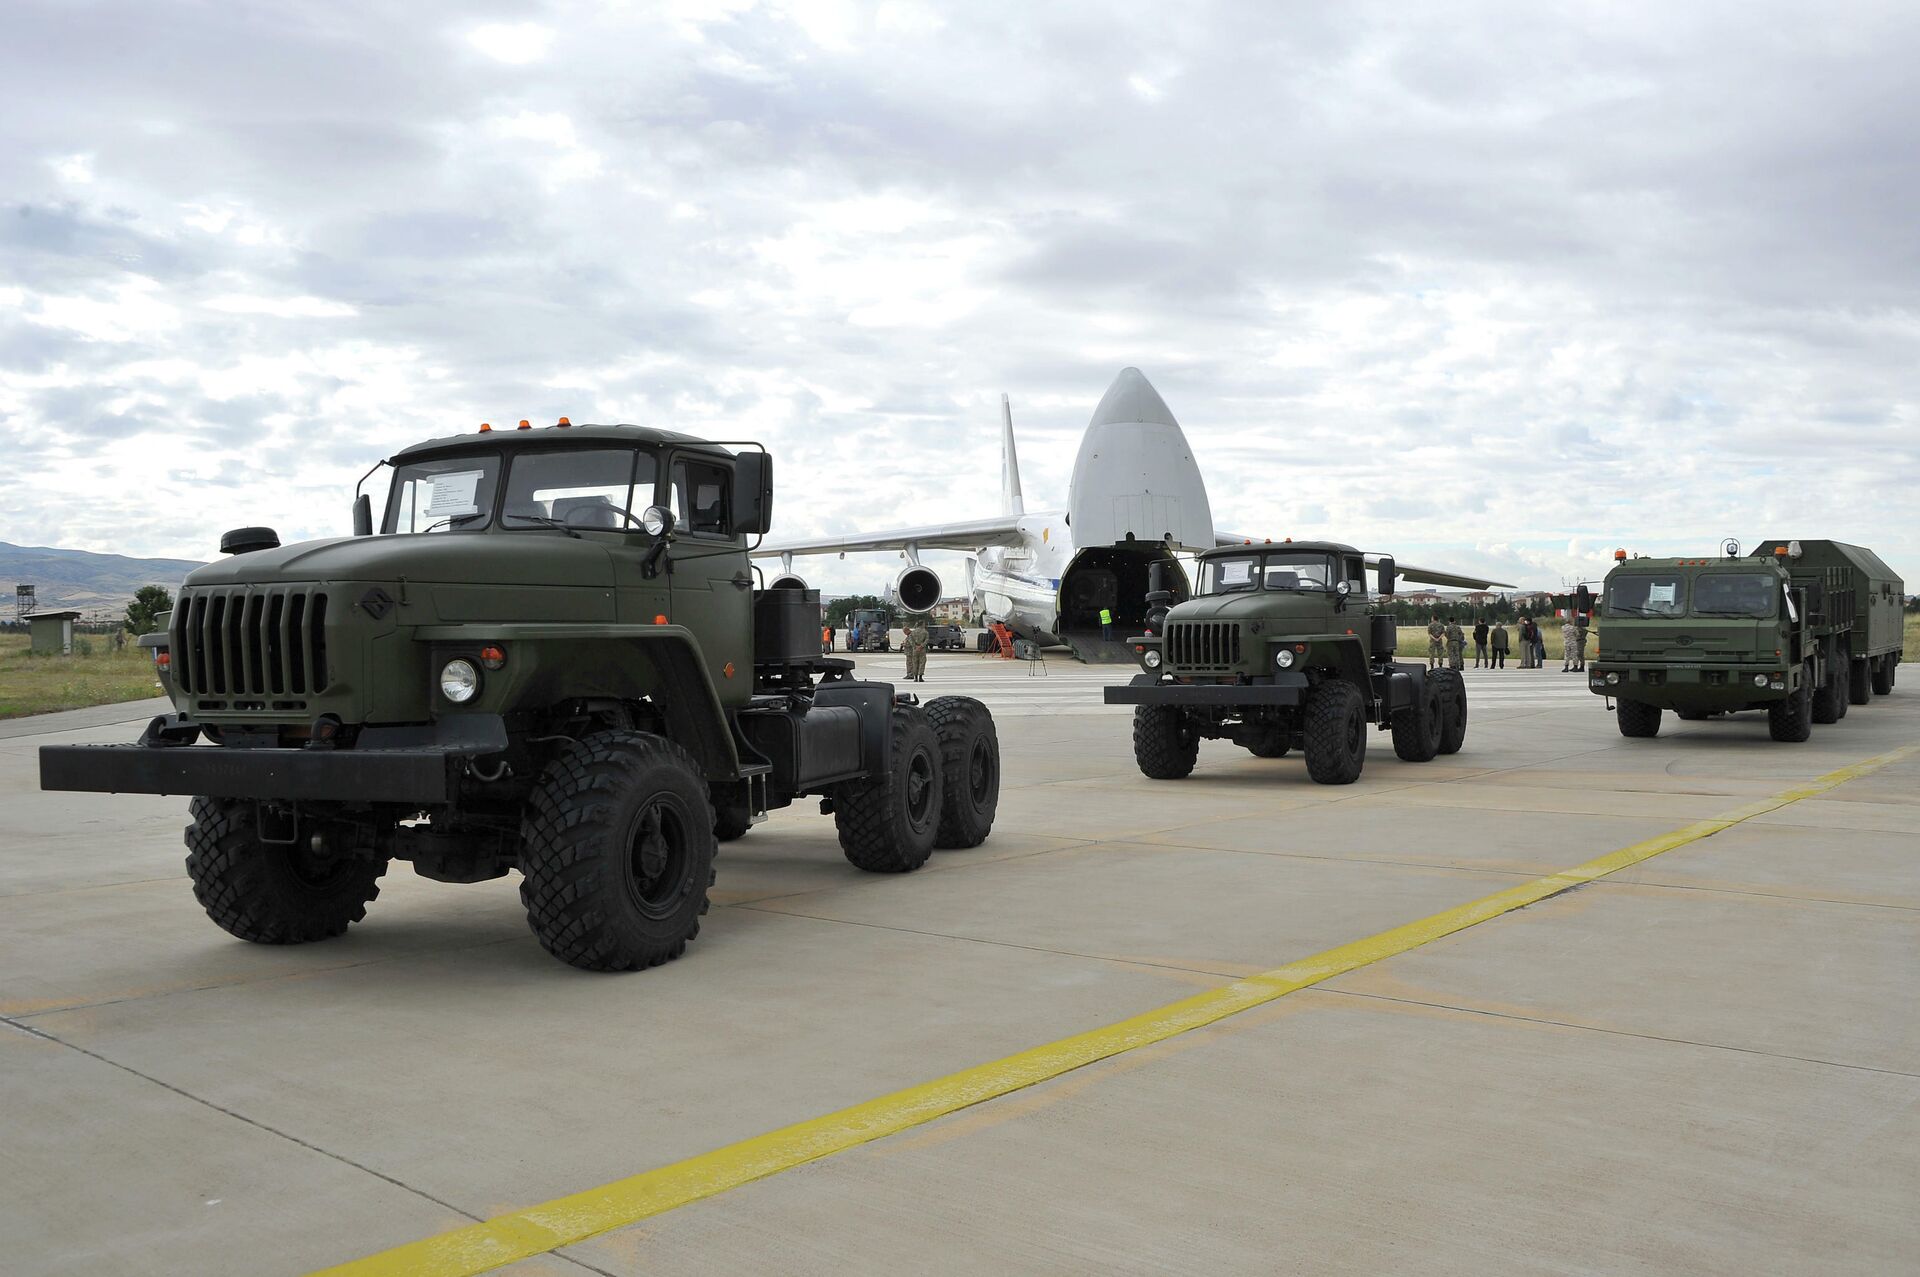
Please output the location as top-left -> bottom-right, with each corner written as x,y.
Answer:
1615,549 -> 1628,561
478,422 -> 492,432
557,416 -> 571,427
518,419 -> 532,430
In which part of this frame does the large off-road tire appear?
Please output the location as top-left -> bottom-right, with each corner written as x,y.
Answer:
1849,655 -> 1873,705
1873,655 -> 1895,696
835,704 -> 944,872
1243,726 -> 1290,758
519,731 -> 716,972
925,695 -> 1000,848
1391,677 -> 1442,763
1431,668 -> 1468,755
1302,682 -> 1367,785
1768,669 -> 1813,743
1616,699 -> 1661,738
184,797 -> 386,944
1132,705 -> 1199,779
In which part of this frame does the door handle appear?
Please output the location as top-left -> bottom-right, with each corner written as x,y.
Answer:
731,574 -> 753,590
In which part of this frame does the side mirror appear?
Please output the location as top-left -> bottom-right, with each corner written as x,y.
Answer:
1376,556 -> 1397,596
1576,584 -> 1593,616
733,452 -> 774,536
352,494 -> 373,537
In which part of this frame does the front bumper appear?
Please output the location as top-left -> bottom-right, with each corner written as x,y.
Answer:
39,714 -> 508,804
1587,663 -> 1790,710
1105,671 -> 1309,708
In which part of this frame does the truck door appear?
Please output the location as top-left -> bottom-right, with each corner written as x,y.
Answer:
665,452 -> 753,706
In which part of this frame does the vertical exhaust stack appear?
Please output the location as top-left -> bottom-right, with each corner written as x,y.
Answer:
1067,368 -> 1214,550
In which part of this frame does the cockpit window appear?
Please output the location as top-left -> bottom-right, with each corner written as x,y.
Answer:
1198,552 -> 1338,595
1605,574 -> 1687,617
501,448 -> 655,532
383,455 -> 501,534
1691,572 -> 1777,618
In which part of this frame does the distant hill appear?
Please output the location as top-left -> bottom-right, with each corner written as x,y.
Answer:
1,541 -> 206,618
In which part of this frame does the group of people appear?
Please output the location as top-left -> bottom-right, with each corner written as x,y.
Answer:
824,618 -> 931,681
1426,613 -> 1589,671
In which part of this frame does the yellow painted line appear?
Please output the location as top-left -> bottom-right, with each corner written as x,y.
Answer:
315,743 -> 1917,1277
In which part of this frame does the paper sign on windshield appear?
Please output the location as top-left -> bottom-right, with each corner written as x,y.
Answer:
1648,582 -> 1676,605
425,471 -> 482,517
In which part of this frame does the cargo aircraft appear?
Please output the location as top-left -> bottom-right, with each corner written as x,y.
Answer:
756,367 -> 1508,662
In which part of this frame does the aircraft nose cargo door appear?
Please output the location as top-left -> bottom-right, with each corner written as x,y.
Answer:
1058,545 -> 1189,663
1068,367 -> 1214,551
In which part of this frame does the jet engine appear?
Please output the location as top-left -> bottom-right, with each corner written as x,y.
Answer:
769,572 -> 809,591
893,565 -> 943,613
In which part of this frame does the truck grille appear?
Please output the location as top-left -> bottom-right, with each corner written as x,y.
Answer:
171,587 -> 330,697
1166,621 -> 1242,670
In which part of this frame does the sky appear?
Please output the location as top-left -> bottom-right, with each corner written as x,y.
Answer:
3,0 -> 1916,596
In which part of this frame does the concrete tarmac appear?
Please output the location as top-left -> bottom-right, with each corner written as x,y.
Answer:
2,655 -> 1915,1276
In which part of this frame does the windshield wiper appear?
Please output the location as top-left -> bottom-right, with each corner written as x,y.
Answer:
501,513 -> 583,539
1690,608 -> 1763,618
420,512 -> 486,534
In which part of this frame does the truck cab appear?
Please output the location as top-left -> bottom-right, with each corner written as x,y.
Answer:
40,421 -> 1002,972
1105,541 -> 1467,784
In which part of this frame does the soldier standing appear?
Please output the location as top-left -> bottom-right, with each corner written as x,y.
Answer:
1489,621 -> 1510,669
1571,610 -> 1590,672
1471,617 -> 1489,667
1426,613 -> 1445,669
1560,612 -> 1577,671
904,617 -> 929,683
1445,618 -> 1466,670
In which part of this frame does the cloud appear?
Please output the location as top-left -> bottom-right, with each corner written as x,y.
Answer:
0,0 -> 1915,595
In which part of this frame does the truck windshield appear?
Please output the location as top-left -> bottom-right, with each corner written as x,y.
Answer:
501,448 -> 656,531
384,455 -> 502,533
1199,553 -> 1336,595
1691,572 -> 1777,618
1605,574 -> 1686,618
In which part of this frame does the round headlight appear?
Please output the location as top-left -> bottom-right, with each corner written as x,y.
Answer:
440,659 -> 480,703
1274,648 -> 1296,669
641,505 -> 673,537
1143,649 -> 1162,669
1605,672 -> 1619,685
1752,673 -> 1768,687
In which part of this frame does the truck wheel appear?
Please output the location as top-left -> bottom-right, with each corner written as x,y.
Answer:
925,696 -> 999,848
975,631 -> 995,653
1133,705 -> 1199,779
184,797 -> 386,944
1768,669 -> 1813,743
835,704 -> 944,872
1302,682 -> 1367,784
1616,700 -> 1661,738
1873,655 -> 1894,695
1243,727 -> 1290,758
1431,668 -> 1468,755
519,732 -> 715,971
1390,679 -> 1442,763
1849,655 -> 1873,705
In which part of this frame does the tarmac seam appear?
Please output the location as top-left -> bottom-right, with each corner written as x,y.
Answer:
1321,989 -> 1920,1079
309,739 -> 1918,1277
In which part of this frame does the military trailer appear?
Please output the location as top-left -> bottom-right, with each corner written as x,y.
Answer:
1104,542 -> 1466,784
1587,539 -> 1902,741
39,422 -> 1002,971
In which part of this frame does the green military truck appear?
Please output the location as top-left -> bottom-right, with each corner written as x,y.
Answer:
39,422 -> 1002,971
1589,539 -> 1902,741
1104,542 -> 1466,784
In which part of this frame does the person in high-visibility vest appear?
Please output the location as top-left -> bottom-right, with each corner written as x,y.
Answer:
1099,606 -> 1114,641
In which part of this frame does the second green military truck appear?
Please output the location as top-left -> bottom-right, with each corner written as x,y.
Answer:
1105,542 -> 1466,784
40,421 -> 1002,972
1589,539 -> 1903,741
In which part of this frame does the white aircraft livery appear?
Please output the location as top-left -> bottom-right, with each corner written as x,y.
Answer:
757,367 -> 1507,662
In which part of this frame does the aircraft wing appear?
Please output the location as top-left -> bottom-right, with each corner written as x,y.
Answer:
1213,533 -> 1512,589
754,515 -> 1026,558
1377,558 -> 1516,590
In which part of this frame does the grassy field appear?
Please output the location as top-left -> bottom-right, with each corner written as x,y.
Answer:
0,633 -> 163,721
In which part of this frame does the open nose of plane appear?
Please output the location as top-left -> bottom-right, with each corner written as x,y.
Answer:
1087,366 -> 1179,428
